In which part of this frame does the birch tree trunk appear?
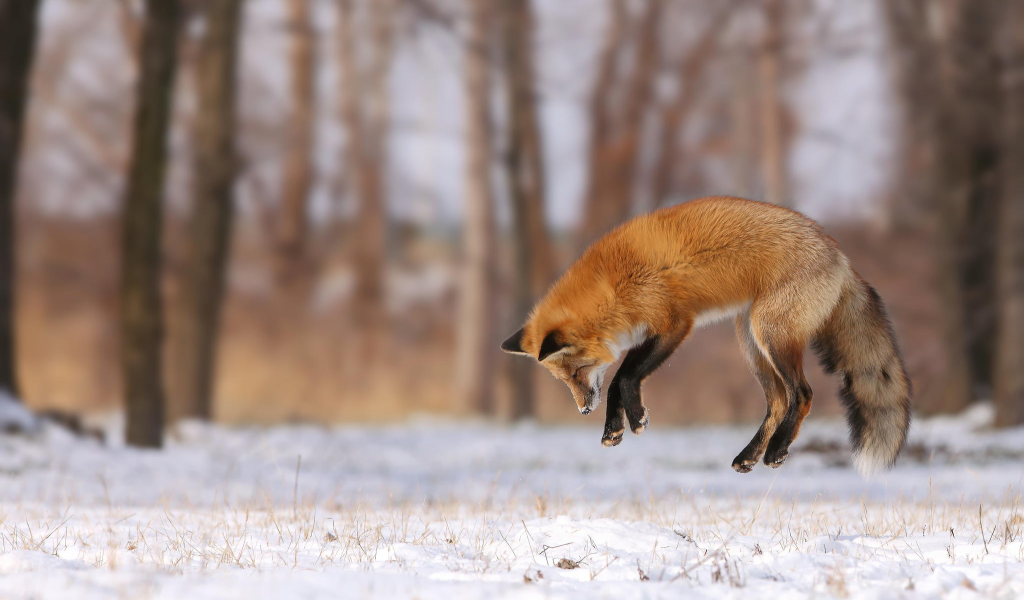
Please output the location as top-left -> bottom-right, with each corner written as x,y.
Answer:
122,0 -> 180,448
168,0 -> 242,422
0,0 -> 42,401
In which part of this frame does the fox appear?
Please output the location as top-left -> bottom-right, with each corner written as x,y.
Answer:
501,196 -> 911,476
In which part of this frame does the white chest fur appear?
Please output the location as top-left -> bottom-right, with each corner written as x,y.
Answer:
693,301 -> 751,329
605,325 -> 649,360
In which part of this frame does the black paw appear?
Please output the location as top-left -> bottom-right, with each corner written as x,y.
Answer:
763,447 -> 789,468
731,454 -> 757,473
626,406 -> 649,434
601,428 -> 624,447
764,425 -> 794,468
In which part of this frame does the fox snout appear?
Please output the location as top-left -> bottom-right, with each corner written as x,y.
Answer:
572,365 -> 610,415
571,383 -> 601,415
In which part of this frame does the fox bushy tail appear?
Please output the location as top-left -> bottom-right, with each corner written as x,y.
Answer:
812,276 -> 911,477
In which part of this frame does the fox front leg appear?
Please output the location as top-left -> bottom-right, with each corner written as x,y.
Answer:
601,384 -> 627,447
607,323 -> 692,441
612,338 -> 661,435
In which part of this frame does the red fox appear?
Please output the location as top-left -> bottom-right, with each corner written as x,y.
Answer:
501,196 -> 911,476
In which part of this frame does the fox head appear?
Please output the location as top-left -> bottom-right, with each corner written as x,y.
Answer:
501,257 -> 648,415
500,324 -> 619,415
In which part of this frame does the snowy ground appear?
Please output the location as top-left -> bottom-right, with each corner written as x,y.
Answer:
1,404 -> 1023,599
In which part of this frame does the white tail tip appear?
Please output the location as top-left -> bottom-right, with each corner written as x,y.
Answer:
852,448 -> 890,479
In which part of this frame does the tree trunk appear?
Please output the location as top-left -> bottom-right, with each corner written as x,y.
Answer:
0,0 -> 41,401
276,0 -> 315,282
168,0 -> 242,422
995,3 -> 1024,428
348,0 -> 395,330
931,0 -> 1002,414
963,185 -> 999,402
758,0 -> 788,207
500,0 -> 551,420
455,0 -> 497,416
122,0 -> 180,448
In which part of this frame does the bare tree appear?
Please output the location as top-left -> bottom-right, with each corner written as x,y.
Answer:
276,0 -> 316,282
995,3 -> 1024,427
577,0 -> 662,251
758,0 -> 789,207
455,0 -> 497,415
0,0 -> 42,401
499,0 -> 551,420
649,5 -> 734,208
881,0 -> 942,229
122,0 -> 181,448
168,0 -> 242,422
339,0 -> 396,330
882,0 -> 1004,414
931,0 -> 1002,414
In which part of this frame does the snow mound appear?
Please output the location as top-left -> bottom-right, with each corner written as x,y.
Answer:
0,390 -> 38,433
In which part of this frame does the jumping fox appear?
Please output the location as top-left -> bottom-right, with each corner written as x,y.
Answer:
501,197 -> 911,476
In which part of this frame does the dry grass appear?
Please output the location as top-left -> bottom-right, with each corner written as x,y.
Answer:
3,491 -> 1023,577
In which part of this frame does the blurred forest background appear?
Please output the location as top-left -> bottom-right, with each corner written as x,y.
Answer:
1,0 -> 1023,447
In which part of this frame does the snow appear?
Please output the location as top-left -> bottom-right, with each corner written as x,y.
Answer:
0,391 -> 39,434
1,407 -> 1024,598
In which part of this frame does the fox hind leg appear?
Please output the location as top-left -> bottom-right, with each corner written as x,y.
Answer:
752,270 -> 844,468
731,312 -> 789,472
762,358 -> 812,467
751,324 -> 813,468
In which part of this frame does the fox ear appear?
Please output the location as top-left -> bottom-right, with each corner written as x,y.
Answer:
501,328 -> 530,355
538,330 -> 570,362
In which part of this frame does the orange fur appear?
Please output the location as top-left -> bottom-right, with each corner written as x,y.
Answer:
504,196 -> 911,475
519,196 -> 845,360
